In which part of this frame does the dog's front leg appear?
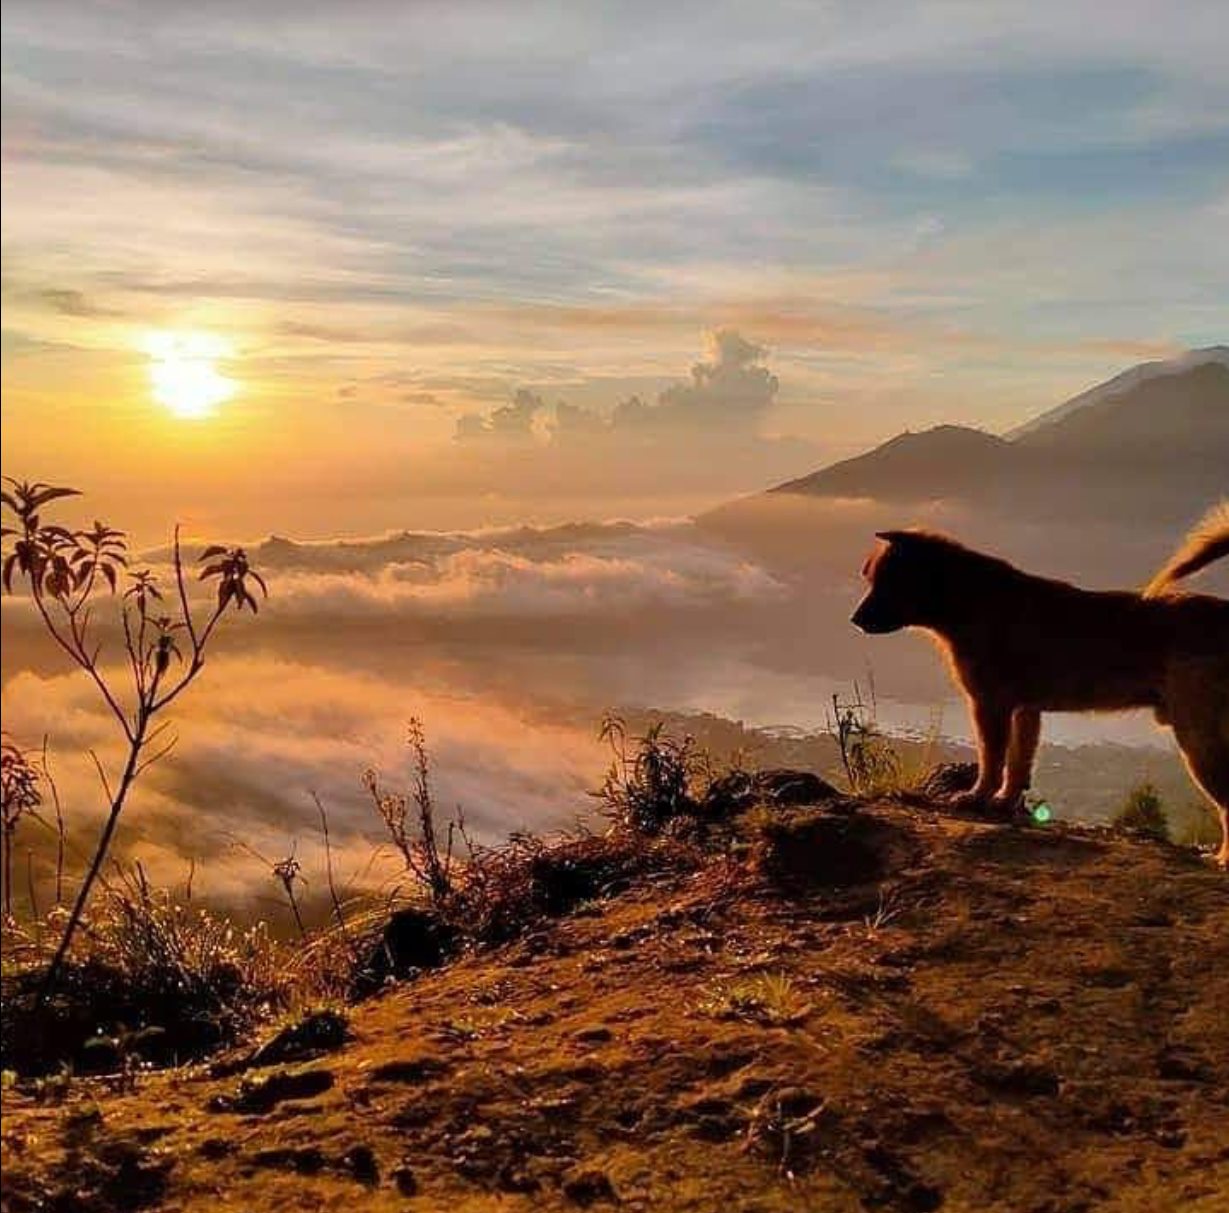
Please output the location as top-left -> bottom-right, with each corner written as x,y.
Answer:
989,707 -> 1041,816
950,698 -> 1011,812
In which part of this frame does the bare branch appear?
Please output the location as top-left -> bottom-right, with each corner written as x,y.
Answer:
87,749 -> 114,803
135,734 -> 178,776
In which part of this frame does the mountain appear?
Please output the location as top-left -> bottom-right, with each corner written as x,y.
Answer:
759,359 -> 1228,522
5,794 -> 1228,1211
1012,359 -> 1229,463
1007,345 -> 1229,440
769,425 -> 1013,504
697,352 -> 1228,646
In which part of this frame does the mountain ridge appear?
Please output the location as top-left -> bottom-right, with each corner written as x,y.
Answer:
713,354 -> 1228,529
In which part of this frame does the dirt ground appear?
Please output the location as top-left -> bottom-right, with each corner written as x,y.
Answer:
3,799 -> 1227,1213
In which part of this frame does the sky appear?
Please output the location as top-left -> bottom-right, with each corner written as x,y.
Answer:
2,0 -> 1228,539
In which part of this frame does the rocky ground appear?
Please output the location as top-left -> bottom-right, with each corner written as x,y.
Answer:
3,796 -> 1227,1213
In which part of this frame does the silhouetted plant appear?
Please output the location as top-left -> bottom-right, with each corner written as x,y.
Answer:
363,718 -> 459,908
1113,782 -> 1170,842
830,685 -> 902,796
594,713 -> 704,833
1,738 -> 42,921
231,837 -> 311,938
1,477 -> 266,1004
272,851 -> 308,938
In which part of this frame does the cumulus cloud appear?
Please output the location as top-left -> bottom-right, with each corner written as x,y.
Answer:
458,331 -> 780,448
455,388 -> 545,443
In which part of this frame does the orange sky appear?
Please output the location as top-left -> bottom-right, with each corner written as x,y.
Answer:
2,2 -> 1224,542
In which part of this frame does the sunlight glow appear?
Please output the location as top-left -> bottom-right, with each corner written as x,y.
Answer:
145,331 -> 236,419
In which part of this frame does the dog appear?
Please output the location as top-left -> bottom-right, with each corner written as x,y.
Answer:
850,505 -> 1229,866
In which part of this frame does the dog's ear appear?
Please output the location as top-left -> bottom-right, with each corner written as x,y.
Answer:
875,530 -> 911,545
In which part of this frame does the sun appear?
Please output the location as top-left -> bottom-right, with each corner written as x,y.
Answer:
145,331 -> 236,419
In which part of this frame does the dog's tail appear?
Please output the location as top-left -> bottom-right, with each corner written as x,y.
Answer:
1144,501 -> 1229,597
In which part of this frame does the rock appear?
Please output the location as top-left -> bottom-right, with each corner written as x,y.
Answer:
367,1055 -> 448,1085
574,1026 -> 614,1045
250,1145 -> 326,1174
208,1067 -> 335,1114
704,768 -> 839,816
975,1059 -> 1060,1097
243,1009 -> 350,1070
341,1143 -> 379,1185
754,809 -> 911,890
562,1166 -> 617,1205
919,763 -> 978,800
351,907 -> 457,997
754,769 -> 841,806
392,1162 -> 419,1195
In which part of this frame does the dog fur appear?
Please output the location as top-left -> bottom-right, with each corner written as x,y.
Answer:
851,505 -> 1229,866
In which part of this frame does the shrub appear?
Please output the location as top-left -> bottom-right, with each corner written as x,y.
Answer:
594,714 -> 706,833
1,866 -> 289,1076
830,689 -> 900,796
1113,782 -> 1170,842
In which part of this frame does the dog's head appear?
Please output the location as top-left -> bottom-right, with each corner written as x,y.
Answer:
851,530 -> 940,634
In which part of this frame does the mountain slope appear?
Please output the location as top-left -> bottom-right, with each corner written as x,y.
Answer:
4,798 -> 1227,1212
1013,361 -> 1229,461
1008,346 -> 1229,440
770,425 -> 1013,504
755,361 -> 1228,522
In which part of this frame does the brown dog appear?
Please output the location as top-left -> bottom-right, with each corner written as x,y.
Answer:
851,506 -> 1229,865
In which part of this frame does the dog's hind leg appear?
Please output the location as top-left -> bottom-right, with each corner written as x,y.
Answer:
1174,734 -> 1229,868
1167,660 -> 1229,868
950,698 -> 1012,812
990,707 -> 1041,816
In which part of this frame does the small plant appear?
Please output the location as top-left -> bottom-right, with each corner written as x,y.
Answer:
1,478 -> 266,1003
84,1025 -> 165,1093
1175,801 -> 1222,850
363,717 -> 460,909
1113,782 -> 1170,842
594,713 -> 705,833
1,863 -> 290,1077
830,685 -> 900,796
23,1062 -> 75,1105
743,1086 -> 827,1179
1,738 -> 42,920
698,971 -> 810,1027
863,885 -> 907,935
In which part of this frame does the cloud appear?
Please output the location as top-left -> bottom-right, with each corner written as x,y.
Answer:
455,388 -> 544,443
628,329 -> 778,429
260,537 -> 781,621
2,656 -> 608,905
460,330 -> 780,448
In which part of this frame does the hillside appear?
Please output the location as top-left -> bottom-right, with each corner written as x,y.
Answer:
1007,346 -> 1229,440
4,794 -> 1227,1213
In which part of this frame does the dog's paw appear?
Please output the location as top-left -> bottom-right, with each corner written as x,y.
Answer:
987,792 -> 1026,818
947,790 -> 988,813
